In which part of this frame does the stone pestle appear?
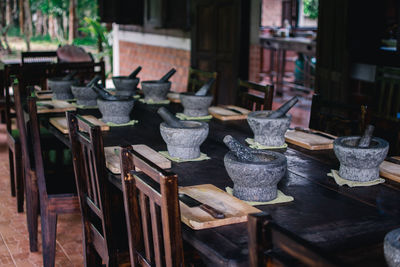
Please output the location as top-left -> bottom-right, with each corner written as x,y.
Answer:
157,107 -> 185,128
267,96 -> 299,119
91,84 -> 128,101
61,70 -> 78,81
358,125 -> 375,148
159,68 -> 177,83
86,75 -> 101,88
223,135 -> 257,162
195,78 -> 216,96
128,66 -> 142,79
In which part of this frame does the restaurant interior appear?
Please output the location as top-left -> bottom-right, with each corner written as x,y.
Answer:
0,0 -> 399,266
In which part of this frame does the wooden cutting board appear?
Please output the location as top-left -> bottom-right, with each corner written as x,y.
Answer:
35,91 -> 53,100
49,115 -> 110,134
208,105 -> 250,121
285,130 -> 335,150
380,157 -> 400,183
104,145 -> 171,174
37,100 -> 76,114
179,184 -> 260,230
167,92 -> 181,103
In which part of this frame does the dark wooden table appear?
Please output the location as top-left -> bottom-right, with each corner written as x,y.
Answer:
44,101 -> 400,267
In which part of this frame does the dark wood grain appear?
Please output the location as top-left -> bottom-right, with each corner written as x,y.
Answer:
43,101 -> 400,267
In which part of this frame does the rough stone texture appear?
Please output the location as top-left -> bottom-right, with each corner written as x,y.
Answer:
71,85 -> 98,106
224,150 -> 287,202
333,136 -> 389,182
180,93 -> 213,117
141,81 -> 171,101
97,98 -> 134,124
47,78 -> 78,100
247,110 -> 291,147
160,121 -> 209,159
112,76 -> 139,96
384,228 -> 400,267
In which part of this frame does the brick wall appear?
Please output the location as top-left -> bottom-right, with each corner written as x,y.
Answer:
119,41 -> 190,93
262,0 -> 282,27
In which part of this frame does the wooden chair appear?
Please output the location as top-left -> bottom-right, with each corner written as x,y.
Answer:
27,97 -> 80,267
237,79 -> 274,111
67,112 -> 130,266
187,67 -> 218,103
248,212 -> 341,267
371,66 -> 400,154
119,146 -> 185,266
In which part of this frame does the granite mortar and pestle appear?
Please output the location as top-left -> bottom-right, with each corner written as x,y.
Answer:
71,75 -> 101,106
92,84 -> 135,124
48,70 -> 79,100
180,78 -> 215,117
333,125 -> 389,182
223,135 -> 287,202
384,228 -> 400,267
158,107 -> 208,159
141,68 -> 176,101
247,96 -> 298,147
112,66 -> 141,97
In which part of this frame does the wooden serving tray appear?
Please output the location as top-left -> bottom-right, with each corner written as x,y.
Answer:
37,100 -> 76,114
380,157 -> 400,183
179,184 -> 260,230
285,129 -> 335,150
104,145 -> 171,174
35,90 -> 53,100
50,115 -> 110,134
208,105 -> 250,121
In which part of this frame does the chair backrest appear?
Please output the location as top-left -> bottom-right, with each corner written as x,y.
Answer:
120,146 -> 184,267
238,79 -> 274,111
187,67 -> 218,102
248,212 -> 341,267
67,112 -> 116,262
21,51 -> 58,64
374,66 -> 400,121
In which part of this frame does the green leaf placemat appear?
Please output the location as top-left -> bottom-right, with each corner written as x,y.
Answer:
226,187 -> 294,206
158,151 -> 210,163
327,170 -> 385,187
71,103 -> 98,109
103,120 -> 139,127
245,138 -> 288,150
176,113 -> 213,121
139,99 -> 170,105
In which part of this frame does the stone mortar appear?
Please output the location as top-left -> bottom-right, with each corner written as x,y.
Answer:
71,85 -> 98,106
224,150 -> 287,202
112,76 -> 139,96
247,110 -> 291,147
160,121 -> 209,159
47,78 -> 78,100
384,228 -> 400,267
333,136 -> 389,182
180,93 -> 213,117
97,98 -> 134,124
141,81 -> 171,101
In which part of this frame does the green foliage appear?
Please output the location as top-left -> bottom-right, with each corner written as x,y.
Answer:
7,26 -> 21,37
303,0 -> 318,19
73,36 -> 98,46
30,34 -> 60,45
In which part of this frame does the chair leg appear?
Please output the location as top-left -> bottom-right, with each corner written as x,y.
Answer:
15,144 -> 24,213
83,235 -> 103,267
25,170 -> 39,252
8,148 -> 16,197
41,210 -> 58,267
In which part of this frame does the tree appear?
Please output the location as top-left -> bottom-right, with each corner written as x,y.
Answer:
23,0 -> 32,50
68,0 -> 77,43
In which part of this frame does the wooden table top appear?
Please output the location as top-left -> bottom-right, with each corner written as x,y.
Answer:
44,102 -> 400,267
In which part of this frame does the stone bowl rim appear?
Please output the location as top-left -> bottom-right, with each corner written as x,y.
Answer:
112,77 -> 139,90
97,97 -> 135,103
112,76 -> 140,81
160,121 -> 208,130
180,92 -> 213,98
47,77 -> 79,83
141,81 -> 171,85
224,150 -> 287,167
248,110 -> 292,121
385,228 -> 400,250
334,136 -> 389,150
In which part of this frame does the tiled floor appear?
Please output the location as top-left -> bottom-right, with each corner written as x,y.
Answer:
0,125 -> 84,266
